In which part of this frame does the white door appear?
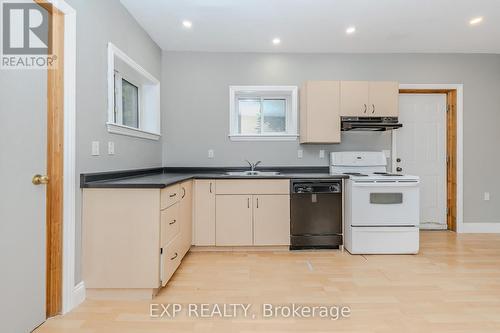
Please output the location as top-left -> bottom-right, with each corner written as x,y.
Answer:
0,71 -> 47,330
396,94 -> 447,229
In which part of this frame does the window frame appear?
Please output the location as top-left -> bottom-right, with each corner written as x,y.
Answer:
107,43 -> 160,140
229,85 -> 298,141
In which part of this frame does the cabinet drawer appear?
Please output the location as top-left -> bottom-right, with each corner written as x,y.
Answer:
161,184 -> 180,209
161,203 -> 180,246
160,234 -> 182,286
215,180 -> 289,195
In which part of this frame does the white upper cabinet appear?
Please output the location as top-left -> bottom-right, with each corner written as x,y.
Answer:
340,81 -> 399,117
340,81 -> 370,117
368,81 -> 399,117
300,81 -> 341,144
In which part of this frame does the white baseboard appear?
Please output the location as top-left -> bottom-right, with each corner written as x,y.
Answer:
72,281 -> 86,309
458,223 -> 500,233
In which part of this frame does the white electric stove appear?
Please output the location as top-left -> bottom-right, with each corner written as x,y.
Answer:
330,151 -> 420,254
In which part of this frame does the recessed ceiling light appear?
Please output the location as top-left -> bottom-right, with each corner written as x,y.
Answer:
182,20 -> 192,28
346,26 -> 356,35
469,17 -> 483,25
272,38 -> 281,45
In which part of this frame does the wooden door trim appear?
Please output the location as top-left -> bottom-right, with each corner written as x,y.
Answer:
399,89 -> 457,231
35,0 -> 65,317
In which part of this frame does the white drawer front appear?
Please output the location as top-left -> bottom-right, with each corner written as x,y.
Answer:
160,234 -> 182,286
161,203 -> 180,246
348,226 -> 419,254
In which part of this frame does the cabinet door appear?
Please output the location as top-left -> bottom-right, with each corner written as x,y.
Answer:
368,81 -> 399,117
253,195 -> 290,245
216,195 -> 253,246
193,180 -> 216,246
300,81 -> 341,143
179,180 -> 193,256
340,81 -> 369,116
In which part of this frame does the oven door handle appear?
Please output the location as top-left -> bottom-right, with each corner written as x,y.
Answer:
352,181 -> 419,187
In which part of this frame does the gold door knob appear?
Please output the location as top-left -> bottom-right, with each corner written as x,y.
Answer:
32,174 -> 49,185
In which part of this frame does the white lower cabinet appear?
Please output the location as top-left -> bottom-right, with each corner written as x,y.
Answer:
214,180 -> 290,247
193,180 -> 216,246
253,195 -> 290,245
216,195 -> 253,246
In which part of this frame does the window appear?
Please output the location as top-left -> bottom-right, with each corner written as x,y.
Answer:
229,86 -> 298,141
107,43 -> 160,140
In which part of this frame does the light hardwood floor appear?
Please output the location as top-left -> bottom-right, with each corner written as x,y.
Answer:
36,231 -> 500,333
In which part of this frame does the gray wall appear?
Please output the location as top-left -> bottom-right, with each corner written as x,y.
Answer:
161,52 -> 500,224
67,0 -> 162,283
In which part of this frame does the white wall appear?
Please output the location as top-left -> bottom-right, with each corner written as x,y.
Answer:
161,51 -> 500,225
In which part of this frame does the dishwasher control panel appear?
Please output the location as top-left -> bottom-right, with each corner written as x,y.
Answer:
291,180 -> 342,194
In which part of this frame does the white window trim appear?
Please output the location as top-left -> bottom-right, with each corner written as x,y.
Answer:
107,43 -> 160,140
229,85 -> 298,141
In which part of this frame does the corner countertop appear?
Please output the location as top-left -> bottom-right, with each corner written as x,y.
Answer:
81,167 -> 348,189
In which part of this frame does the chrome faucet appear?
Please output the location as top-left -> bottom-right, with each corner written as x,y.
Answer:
245,160 -> 262,172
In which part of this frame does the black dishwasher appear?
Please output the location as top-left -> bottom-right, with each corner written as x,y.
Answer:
290,179 -> 343,250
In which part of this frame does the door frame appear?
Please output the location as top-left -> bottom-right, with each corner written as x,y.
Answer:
34,0 -> 78,316
395,84 -> 463,232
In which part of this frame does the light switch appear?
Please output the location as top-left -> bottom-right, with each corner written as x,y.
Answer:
484,192 -> 490,201
108,141 -> 115,155
297,150 -> 303,159
91,141 -> 100,156
319,150 -> 325,159
208,149 -> 214,159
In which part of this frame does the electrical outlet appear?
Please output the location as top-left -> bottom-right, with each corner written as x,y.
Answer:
208,149 -> 214,159
108,141 -> 115,155
484,192 -> 490,201
91,141 -> 100,156
297,150 -> 303,159
319,150 -> 325,159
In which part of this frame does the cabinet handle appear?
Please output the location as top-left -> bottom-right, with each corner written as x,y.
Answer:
372,104 -> 375,114
170,252 -> 178,260
209,182 -> 212,193
247,197 -> 250,208
169,219 -> 177,225
256,197 -> 259,208
363,104 -> 367,113
181,187 -> 186,199
169,193 -> 177,198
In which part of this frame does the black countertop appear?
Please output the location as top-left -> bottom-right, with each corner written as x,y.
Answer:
81,167 -> 348,189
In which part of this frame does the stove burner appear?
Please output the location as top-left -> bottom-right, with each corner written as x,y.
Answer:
343,172 -> 368,176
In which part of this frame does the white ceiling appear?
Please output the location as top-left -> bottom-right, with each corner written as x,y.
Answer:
120,0 -> 500,53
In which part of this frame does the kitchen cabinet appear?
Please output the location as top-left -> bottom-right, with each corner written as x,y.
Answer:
253,195 -> 290,245
83,189 -> 161,294
193,179 -> 216,246
340,81 -> 399,117
179,180 -> 193,256
368,81 -> 399,117
214,180 -> 290,246
215,195 -> 253,246
82,181 -> 194,299
300,80 -> 341,143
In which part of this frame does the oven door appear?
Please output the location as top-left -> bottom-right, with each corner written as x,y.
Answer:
349,180 -> 419,227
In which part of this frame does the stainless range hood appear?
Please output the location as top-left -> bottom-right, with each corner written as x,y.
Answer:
341,117 -> 403,131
